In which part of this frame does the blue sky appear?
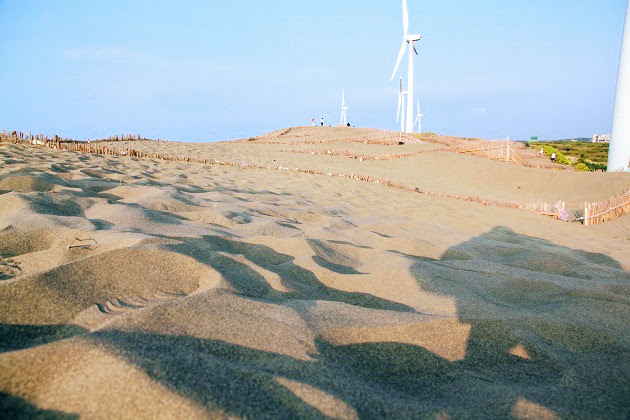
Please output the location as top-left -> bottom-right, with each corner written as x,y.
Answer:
0,0 -> 626,141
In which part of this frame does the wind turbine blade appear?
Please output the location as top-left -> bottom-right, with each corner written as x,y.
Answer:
413,44 -> 418,55
391,40 -> 407,80
402,0 -> 409,36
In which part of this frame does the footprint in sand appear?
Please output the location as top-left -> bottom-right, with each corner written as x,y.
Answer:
95,291 -> 187,315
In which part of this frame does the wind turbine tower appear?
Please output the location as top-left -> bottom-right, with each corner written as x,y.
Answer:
413,99 -> 424,134
609,2 -> 630,172
340,90 -> 349,126
397,78 -> 408,132
391,0 -> 421,133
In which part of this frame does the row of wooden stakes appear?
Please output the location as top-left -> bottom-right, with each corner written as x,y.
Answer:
583,190 -> 630,226
24,138 -> 551,217
4,135 -> 627,225
279,148 -> 425,161
253,129 -> 419,146
451,141 -> 529,167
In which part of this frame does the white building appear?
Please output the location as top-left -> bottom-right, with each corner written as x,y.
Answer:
592,134 -> 611,143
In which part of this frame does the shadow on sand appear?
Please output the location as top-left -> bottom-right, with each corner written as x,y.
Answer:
0,227 -> 628,417
0,392 -> 78,419
165,235 -> 412,312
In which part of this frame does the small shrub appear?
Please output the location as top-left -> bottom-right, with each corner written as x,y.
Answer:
574,163 -> 590,172
577,157 -> 607,172
556,154 -> 572,165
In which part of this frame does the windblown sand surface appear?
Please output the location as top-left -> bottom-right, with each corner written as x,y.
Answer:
0,128 -> 629,418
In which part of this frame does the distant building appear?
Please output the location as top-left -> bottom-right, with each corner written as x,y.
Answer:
592,134 -> 611,143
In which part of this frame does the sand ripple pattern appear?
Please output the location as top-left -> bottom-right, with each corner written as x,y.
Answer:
0,140 -> 628,418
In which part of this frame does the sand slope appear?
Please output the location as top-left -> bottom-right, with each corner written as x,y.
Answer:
0,134 -> 629,418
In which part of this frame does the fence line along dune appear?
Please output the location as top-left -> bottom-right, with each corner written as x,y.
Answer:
443,137 -> 529,167
0,133 -> 559,219
244,127 -> 420,145
584,189 -> 630,226
0,130 -> 143,144
1,130 -> 627,225
279,148 -> 428,161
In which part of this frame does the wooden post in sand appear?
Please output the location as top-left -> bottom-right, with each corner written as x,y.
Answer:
584,202 -> 589,226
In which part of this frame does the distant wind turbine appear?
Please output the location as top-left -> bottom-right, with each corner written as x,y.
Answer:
391,0 -> 421,133
609,2 -> 630,172
397,78 -> 408,133
413,98 -> 423,134
340,90 -> 348,126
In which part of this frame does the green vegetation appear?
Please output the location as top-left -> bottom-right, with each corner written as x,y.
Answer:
574,163 -> 590,172
540,145 -> 572,165
530,140 -> 608,171
576,156 -> 607,172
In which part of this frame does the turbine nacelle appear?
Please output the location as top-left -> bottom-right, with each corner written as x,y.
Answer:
405,34 -> 422,42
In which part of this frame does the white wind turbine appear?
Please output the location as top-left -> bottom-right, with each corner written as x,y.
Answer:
397,78 -> 408,133
609,1 -> 630,172
340,89 -> 349,126
413,98 -> 423,134
390,0 -> 421,133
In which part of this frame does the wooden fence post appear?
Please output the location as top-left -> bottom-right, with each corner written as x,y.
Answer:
584,202 -> 589,226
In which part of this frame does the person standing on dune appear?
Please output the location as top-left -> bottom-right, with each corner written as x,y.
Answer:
320,117 -> 324,126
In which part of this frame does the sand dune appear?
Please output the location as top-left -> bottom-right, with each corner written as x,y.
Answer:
0,131 -> 629,418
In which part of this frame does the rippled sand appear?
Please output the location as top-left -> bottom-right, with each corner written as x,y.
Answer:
0,130 -> 629,418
